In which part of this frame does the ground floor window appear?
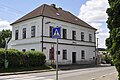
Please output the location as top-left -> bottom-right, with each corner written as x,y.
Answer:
22,49 -> 26,52
63,49 -> 67,60
49,49 -> 54,60
81,50 -> 85,59
31,49 -> 35,51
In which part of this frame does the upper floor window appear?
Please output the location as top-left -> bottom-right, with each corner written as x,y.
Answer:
81,32 -> 84,41
63,29 -> 67,39
72,31 -> 76,40
49,26 -> 53,38
15,30 -> 18,40
31,26 -> 35,37
22,28 -> 26,39
81,50 -> 85,59
31,49 -> 35,51
63,49 -> 67,60
89,34 -> 92,42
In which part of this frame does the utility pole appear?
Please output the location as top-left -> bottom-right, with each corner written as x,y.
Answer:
96,38 -> 99,65
56,38 -> 58,80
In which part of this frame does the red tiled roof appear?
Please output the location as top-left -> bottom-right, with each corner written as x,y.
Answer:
11,4 -> 96,30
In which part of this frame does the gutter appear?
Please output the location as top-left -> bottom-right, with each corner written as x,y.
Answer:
41,16 -> 44,52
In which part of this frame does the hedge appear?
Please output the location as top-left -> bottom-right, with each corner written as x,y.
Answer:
0,48 -> 4,68
0,49 -> 46,68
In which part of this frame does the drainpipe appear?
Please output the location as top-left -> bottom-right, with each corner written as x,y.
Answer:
41,16 -> 44,52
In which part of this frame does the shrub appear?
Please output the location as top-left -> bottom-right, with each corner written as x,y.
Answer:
7,49 -> 22,68
24,51 -> 46,67
0,48 -> 5,68
0,49 -> 46,68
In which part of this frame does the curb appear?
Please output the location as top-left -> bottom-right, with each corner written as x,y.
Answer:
0,69 -> 55,76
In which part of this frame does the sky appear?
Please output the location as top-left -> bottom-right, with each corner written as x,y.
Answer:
0,0 -> 109,48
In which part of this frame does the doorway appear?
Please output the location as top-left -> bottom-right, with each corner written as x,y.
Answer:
72,52 -> 76,64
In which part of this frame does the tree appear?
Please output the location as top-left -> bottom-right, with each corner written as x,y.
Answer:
106,0 -> 120,79
0,29 -> 12,48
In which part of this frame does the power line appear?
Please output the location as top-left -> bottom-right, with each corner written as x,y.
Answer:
0,1 -> 24,15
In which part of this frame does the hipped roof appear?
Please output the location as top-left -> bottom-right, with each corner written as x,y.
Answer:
11,4 -> 96,30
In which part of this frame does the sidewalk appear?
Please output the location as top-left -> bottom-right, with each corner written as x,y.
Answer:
0,64 -> 115,77
0,64 -> 98,76
0,69 -> 55,76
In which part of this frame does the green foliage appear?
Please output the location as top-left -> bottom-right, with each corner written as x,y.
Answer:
23,51 -> 46,67
7,49 -> 22,68
0,29 -> 12,48
101,53 -> 111,64
0,49 -> 46,68
0,48 -> 5,68
106,0 -> 120,79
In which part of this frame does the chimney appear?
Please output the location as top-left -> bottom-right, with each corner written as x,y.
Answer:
51,4 -> 56,8
59,7 -> 62,10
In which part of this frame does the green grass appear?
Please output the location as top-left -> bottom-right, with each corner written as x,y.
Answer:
0,65 -> 53,73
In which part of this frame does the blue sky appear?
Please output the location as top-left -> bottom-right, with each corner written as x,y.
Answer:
0,0 -> 86,22
0,0 -> 109,48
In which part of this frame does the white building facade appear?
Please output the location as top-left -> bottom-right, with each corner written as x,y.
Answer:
9,4 -> 97,65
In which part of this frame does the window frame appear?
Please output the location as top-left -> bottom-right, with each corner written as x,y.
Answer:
81,50 -> 85,59
63,49 -> 67,60
22,28 -> 26,39
81,32 -> 84,41
63,28 -> 67,39
15,30 -> 18,40
31,26 -> 36,38
49,26 -> 53,38
72,30 -> 76,40
89,34 -> 92,42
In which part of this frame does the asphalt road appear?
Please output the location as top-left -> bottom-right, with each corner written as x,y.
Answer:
0,66 -> 118,80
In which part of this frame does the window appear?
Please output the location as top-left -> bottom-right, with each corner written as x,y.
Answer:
15,30 -> 18,40
22,49 -> 26,52
49,26 -> 53,37
63,29 -> 67,39
63,50 -> 67,60
72,31 -> 76,40
49,49 -> 54,60
81,32 -> 84,41
58,51 -> 60,55
89,34 -> 92,42
31,49 -> 35,51
31,26 -> 35,37
81,50 -> 85,59
22,28 -> 26,39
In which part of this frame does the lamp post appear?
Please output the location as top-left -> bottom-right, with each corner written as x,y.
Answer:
94,32 -> 99,65
4,38 -> 9,68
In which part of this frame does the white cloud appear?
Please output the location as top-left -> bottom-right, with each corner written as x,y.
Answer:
78,0 -> 109,48
0,19 -> 12,31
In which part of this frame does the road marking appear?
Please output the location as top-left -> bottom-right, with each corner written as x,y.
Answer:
91,78 -> 96,80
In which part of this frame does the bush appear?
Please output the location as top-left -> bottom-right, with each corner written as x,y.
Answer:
0,49 -> 46,68
23,51 -> 46,67
7,49 -> 22,68
0,48 -> 5,68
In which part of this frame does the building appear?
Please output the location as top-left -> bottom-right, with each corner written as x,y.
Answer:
8,4 -> 97,65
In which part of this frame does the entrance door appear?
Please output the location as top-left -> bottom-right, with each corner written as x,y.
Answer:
72,52 -> 76,64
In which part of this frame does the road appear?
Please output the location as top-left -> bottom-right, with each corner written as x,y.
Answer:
0,66 -> 118,80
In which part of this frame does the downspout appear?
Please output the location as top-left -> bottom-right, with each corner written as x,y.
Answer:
41,16 -> 44,52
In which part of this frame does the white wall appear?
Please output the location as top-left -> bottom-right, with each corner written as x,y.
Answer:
10,17 -> 43,51
9,16 -> 96,65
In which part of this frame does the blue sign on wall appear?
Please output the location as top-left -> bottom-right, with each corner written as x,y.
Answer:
52,27 -> 61,38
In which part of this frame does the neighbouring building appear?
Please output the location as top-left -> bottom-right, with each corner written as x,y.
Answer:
8,4 -> 97,65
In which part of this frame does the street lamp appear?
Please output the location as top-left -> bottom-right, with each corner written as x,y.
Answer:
4,38 -> 10,68
94,32 -> 99,65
